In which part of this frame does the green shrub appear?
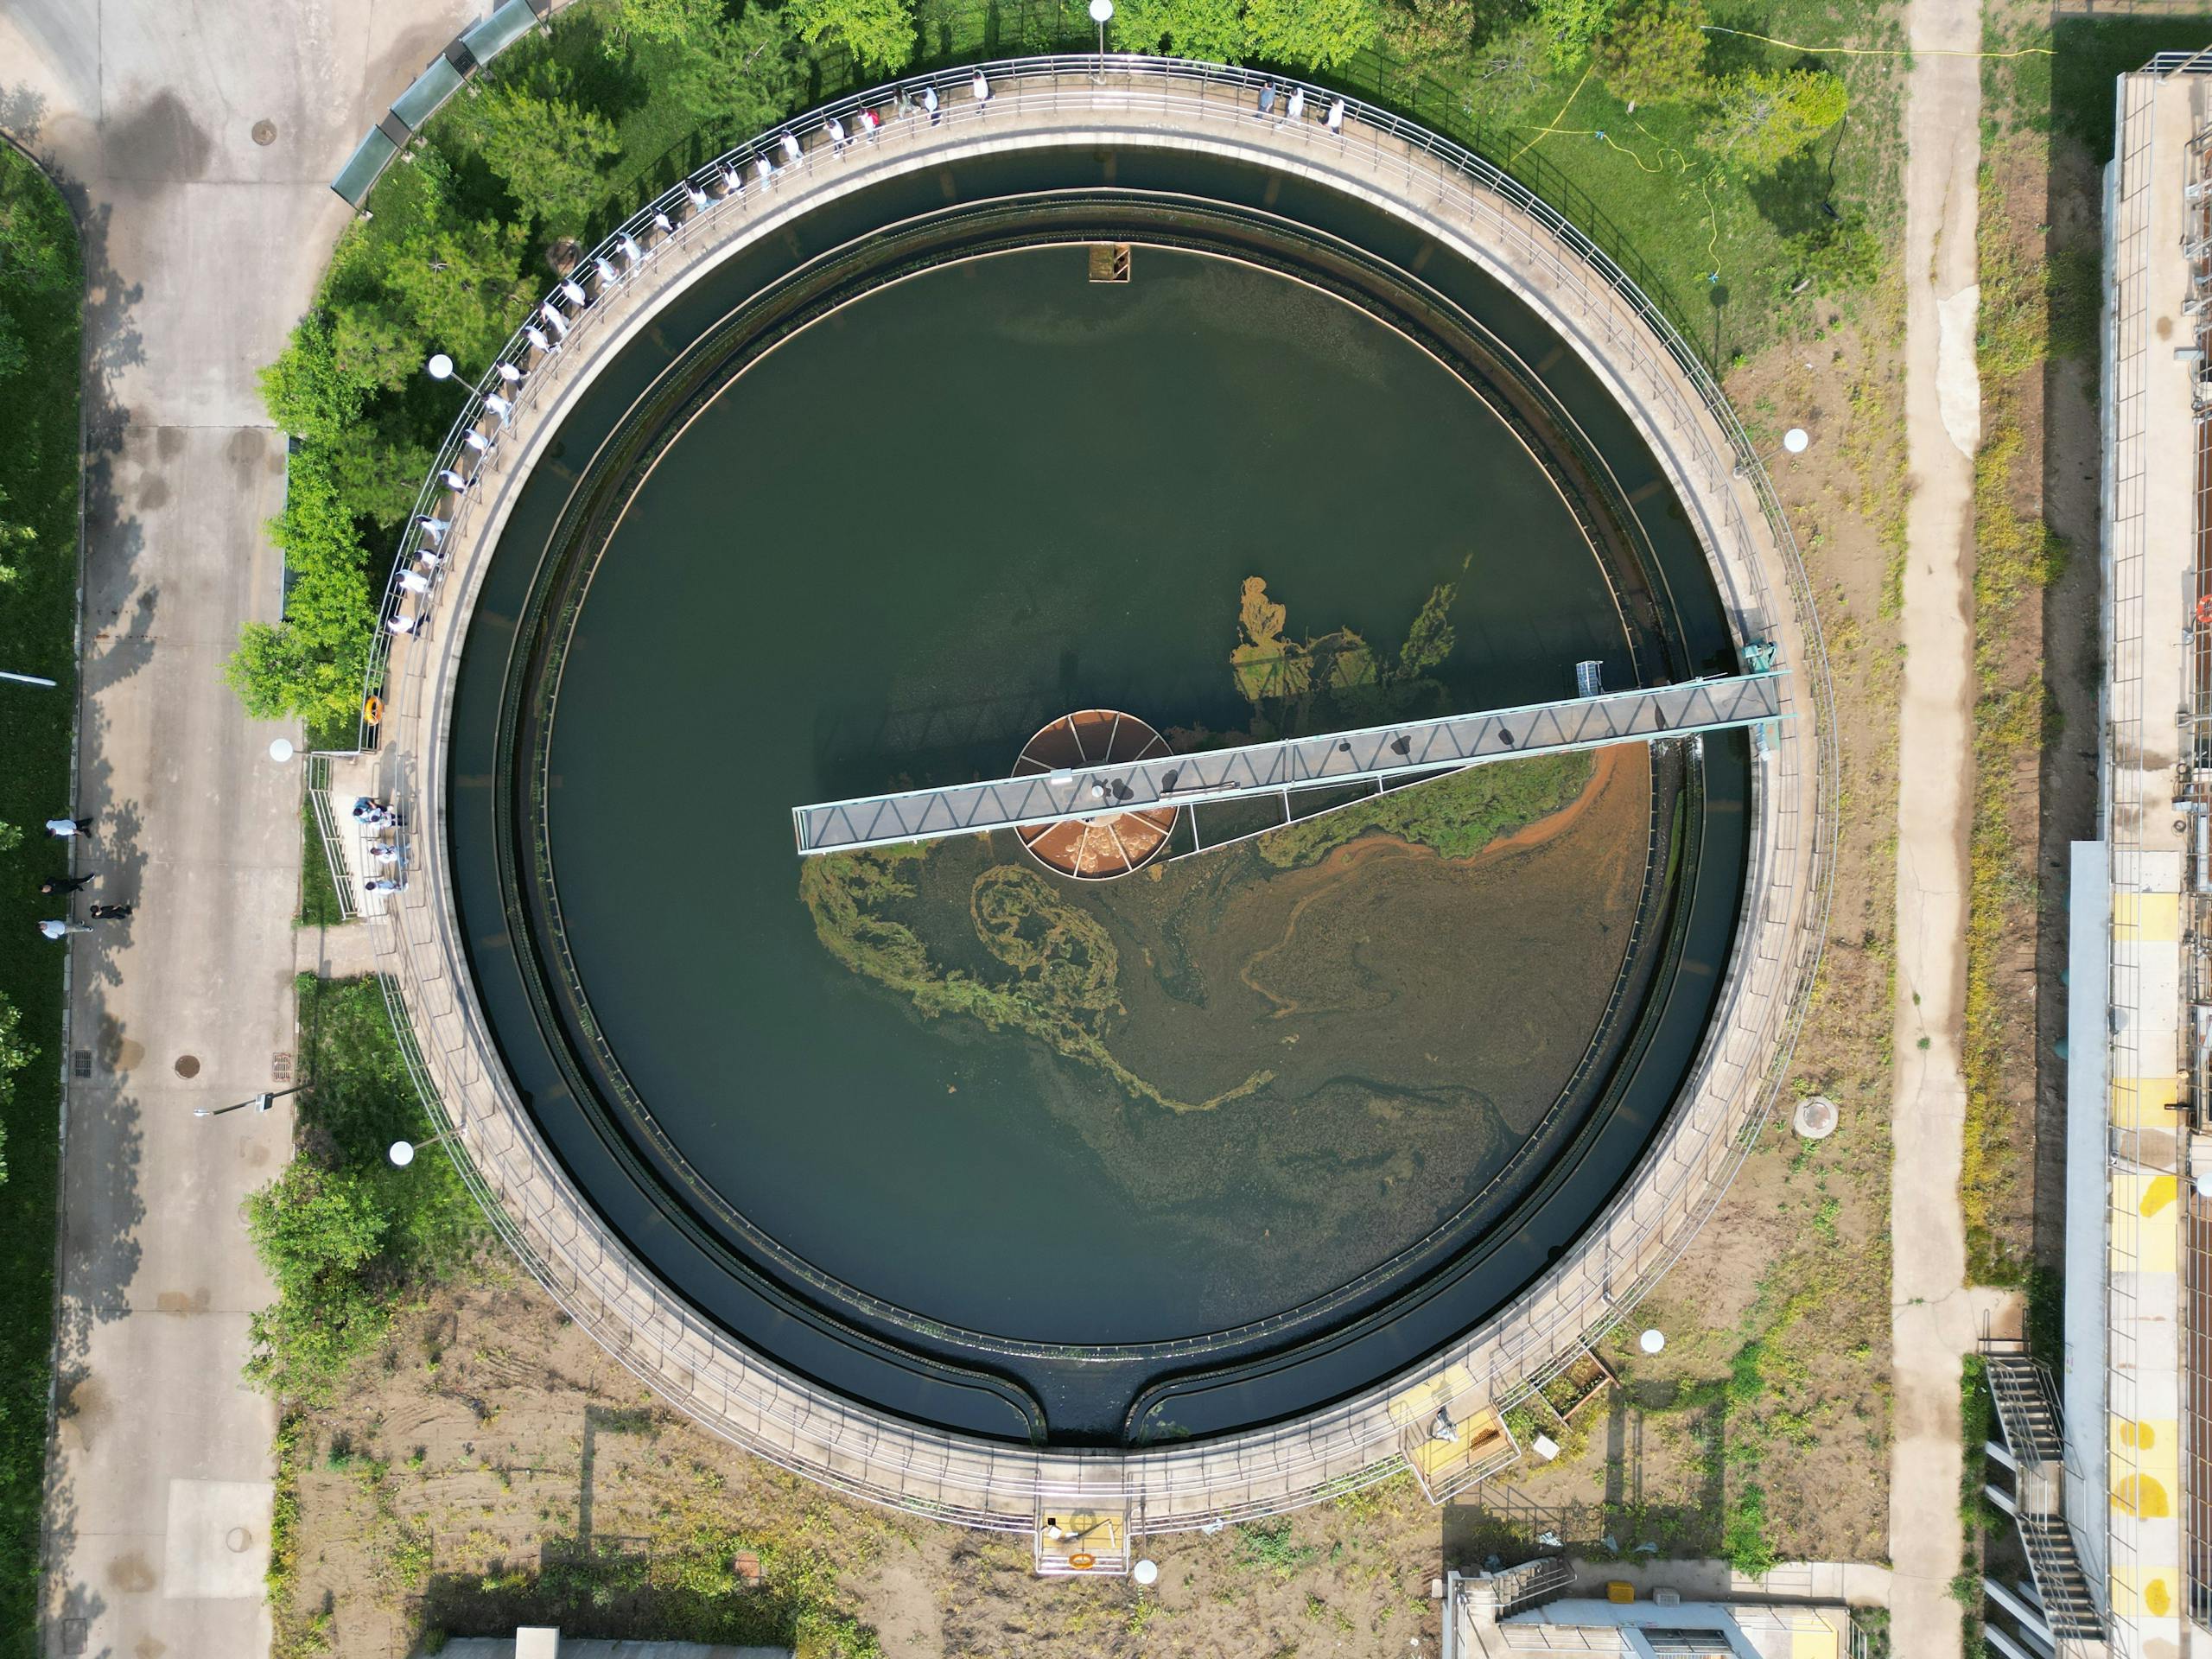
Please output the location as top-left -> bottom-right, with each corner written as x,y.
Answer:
244,977 -> 478,1404
1722,1484 -> 1776,1576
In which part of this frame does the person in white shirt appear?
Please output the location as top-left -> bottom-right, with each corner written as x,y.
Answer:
36,919 -> 87,940
44,817 -> 92,839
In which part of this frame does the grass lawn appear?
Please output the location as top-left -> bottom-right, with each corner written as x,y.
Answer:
297,798 -> 345,929
0,145 -> 81,1657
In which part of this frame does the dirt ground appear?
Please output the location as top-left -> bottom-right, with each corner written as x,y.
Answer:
1434,296 -> 1910,1569
283,1277 -> 1450,1659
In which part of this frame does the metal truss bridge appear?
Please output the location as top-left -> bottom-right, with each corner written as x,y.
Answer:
791,671 -> 1786,857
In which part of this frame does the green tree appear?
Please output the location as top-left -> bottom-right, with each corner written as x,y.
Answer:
1115,0 -> 1248,61
327,302 -> 419,392
1531,0 -> 1615,67
0,484 -> 30,586
1599,0 -> 1707,105
244,1159 -> 393,1402
1243,0 -> 1381,70
377,216 -> 533,371
467,68 -> 621,229
223,452 -> 376,728
1697,67 -> 1847,174
788,0 -> 915,73
669,4 -> 807,130
611,0 -> 732,46
259,315 -> 369,445
1380,0 -> 1477,75
0,995 -> 29,1185
0,183 -> 73,382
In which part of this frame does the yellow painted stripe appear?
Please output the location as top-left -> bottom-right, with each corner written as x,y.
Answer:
2115,892 -> 2183,941
2113,1075 -> 2184,1127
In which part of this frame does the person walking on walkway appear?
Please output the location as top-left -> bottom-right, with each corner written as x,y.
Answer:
88,902 -> 133,921
36,918 -> 89,940
40,874 -> 94,895
45,816 -> 93,839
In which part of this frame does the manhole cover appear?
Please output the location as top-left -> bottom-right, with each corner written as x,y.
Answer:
251,119 -> 276,147
1792,1095 -> 1839,1140
271,1051 -> 293,1083
72,1050 -> 91,1079
174,1054 -> 200,1079
226,1526 -> 253,1553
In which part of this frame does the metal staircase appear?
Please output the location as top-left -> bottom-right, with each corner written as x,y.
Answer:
1981,1345 -> 2105,1653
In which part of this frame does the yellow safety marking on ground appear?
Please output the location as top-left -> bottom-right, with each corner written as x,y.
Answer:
1039,1510 -> 1124,1565
2114,891 -> 2182,941
1790,1621 -> 1840,1659
2111,1563 -> 2182,1619
2113,1175 -> 2180,1273
2112,1075 -> 2184,1128
1406,1414 -> 1509,1482
1386,1362 -> 1479,1429
2111,1417 -> 2181,1519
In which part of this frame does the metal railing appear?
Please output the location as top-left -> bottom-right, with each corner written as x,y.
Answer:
302,755 -> 359,923
355,58 -> 1838,1530
2104,66 -> 2158,1653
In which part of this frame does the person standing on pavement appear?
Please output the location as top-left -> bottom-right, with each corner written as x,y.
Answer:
88,902 -> 133,920
36,919 -> 89,940
40,874 -> 94,895
44,816 -> 93,839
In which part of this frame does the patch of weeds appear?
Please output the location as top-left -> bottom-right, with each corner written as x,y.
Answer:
1234,1516 -> 1320,1577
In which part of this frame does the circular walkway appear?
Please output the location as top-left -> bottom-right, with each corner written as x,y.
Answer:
361,56 -> 1834,1536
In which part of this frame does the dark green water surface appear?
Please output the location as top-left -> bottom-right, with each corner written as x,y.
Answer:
545,245 -> 1633,1344
450,146 -> 1746,1440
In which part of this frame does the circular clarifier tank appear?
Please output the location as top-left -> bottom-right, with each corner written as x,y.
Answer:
443,138 -> 1756,1449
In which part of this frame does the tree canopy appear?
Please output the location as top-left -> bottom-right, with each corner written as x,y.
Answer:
1599,0 -> 1708,105
1242,0 -> 1382,69
1697,67 -> 1848,175
788,0 -> 916,73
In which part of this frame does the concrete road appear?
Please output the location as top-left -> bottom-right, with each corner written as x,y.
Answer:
0,3 -> 467,1654
1888,0 -> 2016,1649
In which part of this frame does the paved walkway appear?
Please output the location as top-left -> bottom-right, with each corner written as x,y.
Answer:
1889,0 -> 2016,1649
0,3 -> 464,1654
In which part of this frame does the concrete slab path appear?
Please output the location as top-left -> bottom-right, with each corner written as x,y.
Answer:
0,3 -> 467,1654
1889,0 -> 2017,1649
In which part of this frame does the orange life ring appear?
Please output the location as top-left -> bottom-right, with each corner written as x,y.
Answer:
1067,1553 -> 1096,1570
363,695 -> 384,728
2198,595 -> 2212,626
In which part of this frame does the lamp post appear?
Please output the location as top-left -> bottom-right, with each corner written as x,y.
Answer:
388,1126 -> 455,1166
194,1084 -> 305,1119
1090,0 -> 1113,77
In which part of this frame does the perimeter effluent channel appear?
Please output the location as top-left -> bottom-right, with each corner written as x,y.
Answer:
447,143 -> 1749,1446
